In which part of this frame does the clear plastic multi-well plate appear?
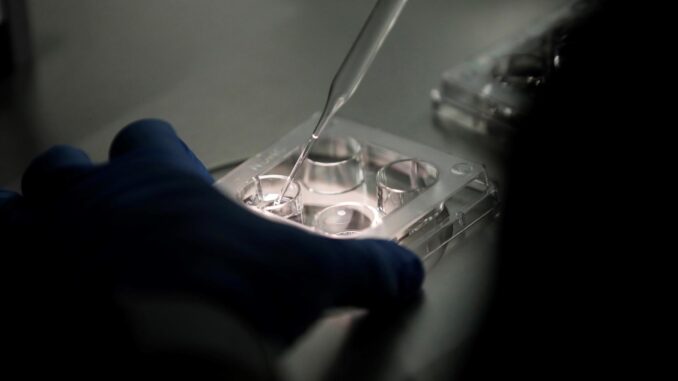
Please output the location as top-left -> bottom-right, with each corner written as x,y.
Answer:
216,115 -> 499,267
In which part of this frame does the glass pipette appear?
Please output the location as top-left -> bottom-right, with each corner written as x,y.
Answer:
276,0 -> 409,204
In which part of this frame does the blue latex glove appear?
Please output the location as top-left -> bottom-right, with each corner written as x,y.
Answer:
0,119 -> 423,346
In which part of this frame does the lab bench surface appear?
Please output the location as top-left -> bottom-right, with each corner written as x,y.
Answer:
0,0 -> 566,379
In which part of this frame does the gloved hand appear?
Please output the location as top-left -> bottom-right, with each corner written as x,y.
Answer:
0,119 -> 423,347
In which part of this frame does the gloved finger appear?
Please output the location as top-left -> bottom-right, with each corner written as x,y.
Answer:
0,189 -> 20,209
1,189 -> 36,230
236,208 -> 425,310
21,145 -> 94,202
109,119 -> 212,183
325,238 -> 424,308
1,189 -> 24,219
246,222 -> 424,342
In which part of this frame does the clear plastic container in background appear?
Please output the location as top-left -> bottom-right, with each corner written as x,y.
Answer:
431,0 -> 597,136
